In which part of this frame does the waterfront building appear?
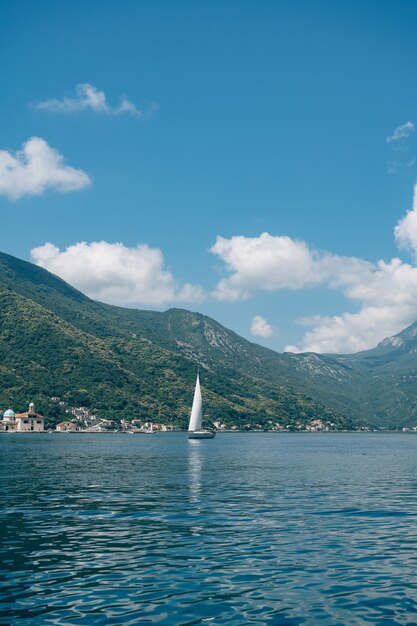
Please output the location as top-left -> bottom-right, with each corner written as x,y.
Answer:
56,421 -> 78,431
1,402 -> 45,432
15,403 -> 45,431
1,408 -> 16,431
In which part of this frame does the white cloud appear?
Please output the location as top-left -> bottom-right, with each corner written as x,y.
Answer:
386,121 -> 415,143
32,83 -> 150,119
211,233 -> 323,300
285,258 -> 417,353
394,183 -> 417,259
211,185 -> 417,354
30,241 -> 205,307
0,137 -> 91,200
250,315 -> 276,338
211,232 -> 370,301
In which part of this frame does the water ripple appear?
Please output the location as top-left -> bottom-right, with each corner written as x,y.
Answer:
2,433 -> 417,624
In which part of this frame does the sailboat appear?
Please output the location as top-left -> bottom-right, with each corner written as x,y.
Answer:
188,372 -> 215,439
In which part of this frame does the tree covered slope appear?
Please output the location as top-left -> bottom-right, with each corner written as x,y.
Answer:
1,250 -> 416,429
0,251 -> 348,429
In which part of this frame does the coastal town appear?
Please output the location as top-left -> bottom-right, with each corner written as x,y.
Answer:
0,400 -> 386,433
0,401 -> 169,433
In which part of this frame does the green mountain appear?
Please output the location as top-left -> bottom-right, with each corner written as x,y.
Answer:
281,324 -> 417,428
0,251 -> 349,430
340,323 -> 417,427
0,250 -> 416,429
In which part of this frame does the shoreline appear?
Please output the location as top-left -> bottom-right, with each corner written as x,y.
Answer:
1,429 -> 415,435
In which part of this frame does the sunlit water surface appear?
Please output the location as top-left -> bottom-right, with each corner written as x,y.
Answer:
2,433 -> 417,625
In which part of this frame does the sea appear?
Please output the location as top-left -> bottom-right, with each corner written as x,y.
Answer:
1,432 -> 417,625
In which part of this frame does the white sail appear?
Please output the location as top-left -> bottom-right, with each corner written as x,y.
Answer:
188,374 -> 203,431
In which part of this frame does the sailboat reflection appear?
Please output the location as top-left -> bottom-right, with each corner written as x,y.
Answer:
187,440 -> 203,502
187,441 -> 205,535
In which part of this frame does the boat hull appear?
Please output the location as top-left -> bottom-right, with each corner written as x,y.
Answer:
188,429 -> 216,439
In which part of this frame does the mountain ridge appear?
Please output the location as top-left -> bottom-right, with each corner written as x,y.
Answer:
0,251 -> 350,430
0,250 -> 416,428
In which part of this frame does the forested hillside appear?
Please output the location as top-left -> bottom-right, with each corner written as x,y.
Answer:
1,251 -> 417,429
0,252 -> 349,429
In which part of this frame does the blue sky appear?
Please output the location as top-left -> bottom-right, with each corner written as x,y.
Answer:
1,0 -> 417,353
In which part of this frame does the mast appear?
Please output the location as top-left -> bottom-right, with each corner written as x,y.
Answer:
188,373 -> 203,431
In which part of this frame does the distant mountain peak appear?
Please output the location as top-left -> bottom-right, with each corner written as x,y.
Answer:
379,335 -> 404,348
